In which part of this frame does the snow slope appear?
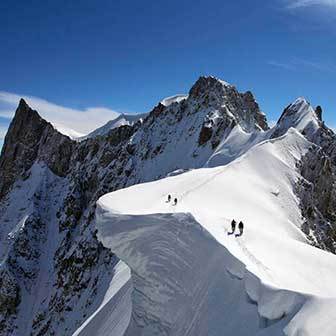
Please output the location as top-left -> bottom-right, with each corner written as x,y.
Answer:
73,261 -> 132,336
160,94 -> 189,107
93,127 -> 336,336
206,124 -> 270,167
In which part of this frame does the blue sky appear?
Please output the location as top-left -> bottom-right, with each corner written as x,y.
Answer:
0,0 -> 336,147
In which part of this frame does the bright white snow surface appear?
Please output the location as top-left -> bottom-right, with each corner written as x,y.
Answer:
160,94 -> 189,107
73,261 -> 132,336
93,127 -> 336,336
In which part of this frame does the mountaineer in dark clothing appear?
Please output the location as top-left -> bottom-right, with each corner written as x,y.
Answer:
173,198 -> 178,205
167,194 -> 171,202
231,219 -> 236,233
238,221 -> 244,236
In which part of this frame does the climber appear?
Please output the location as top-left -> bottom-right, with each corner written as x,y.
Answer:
231,219 -> 236,233
238,221 -> 244,236
167,194 -> 171,203
173,198 -> 178,206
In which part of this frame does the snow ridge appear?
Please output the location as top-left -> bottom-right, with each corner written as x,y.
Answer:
0,76 -> 334,336
94,127 -> 336,336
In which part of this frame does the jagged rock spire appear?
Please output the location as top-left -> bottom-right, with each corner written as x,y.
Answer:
0,100 -> 74,199
188,76 -> 269,132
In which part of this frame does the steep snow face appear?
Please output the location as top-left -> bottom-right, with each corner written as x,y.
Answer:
206,124 -> 271,167
96,212 -> 261,336
0,164 -> 66,262
80,113 -> 147,140
96,128 -> 336,336
0,163 -> 70,335
72,261 -> 132,336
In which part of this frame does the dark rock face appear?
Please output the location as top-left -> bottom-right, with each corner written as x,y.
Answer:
198,124 -> 213,146
296,124 -> 336,252
0,268 -> 20,331
0,99 -> 75,200
0,76 -> 270,335
189,76 -> 268,132
315,105 -> 323,121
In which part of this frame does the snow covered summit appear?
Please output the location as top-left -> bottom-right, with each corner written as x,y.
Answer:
272,97 -> 321,139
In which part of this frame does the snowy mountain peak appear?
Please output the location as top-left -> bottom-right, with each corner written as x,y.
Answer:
272,97 -> 321,139
189,75 -> 232,98
284,97 -> 319,123
80,112 -> 147,140
0,100 -> 74,199
183,76 -> 268,132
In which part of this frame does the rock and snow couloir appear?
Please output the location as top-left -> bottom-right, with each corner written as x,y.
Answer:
0,76 -> 336,336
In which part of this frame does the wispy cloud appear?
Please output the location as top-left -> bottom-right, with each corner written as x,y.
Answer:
285,0 -> 336,9
267,61 -> 296,71
0,91 -> 121,137
0,124 -> 8,140
268,58 -> 336,73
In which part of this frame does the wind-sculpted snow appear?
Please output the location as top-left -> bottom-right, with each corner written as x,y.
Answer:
95,211 -> 261,336
96,128 -> 336,336
72,261 -> 132,336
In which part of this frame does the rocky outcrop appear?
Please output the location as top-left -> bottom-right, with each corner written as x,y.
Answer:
315,105 -> 323,121
296,123 -> 336,253
0,268 -> 20,332
189,76 -> 268,132
0,99 -> 75,200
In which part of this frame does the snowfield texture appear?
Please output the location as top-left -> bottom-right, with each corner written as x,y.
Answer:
94,129 -> 336,333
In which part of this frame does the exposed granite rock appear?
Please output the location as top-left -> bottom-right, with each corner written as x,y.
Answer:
315,105 -> 323,121
296,122 -> 336,252
0,99 -> 75,200
189,76 -> 268,132
0,266 -> 21,334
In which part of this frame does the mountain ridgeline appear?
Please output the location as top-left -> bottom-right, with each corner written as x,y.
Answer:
0,76 -> 335,336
